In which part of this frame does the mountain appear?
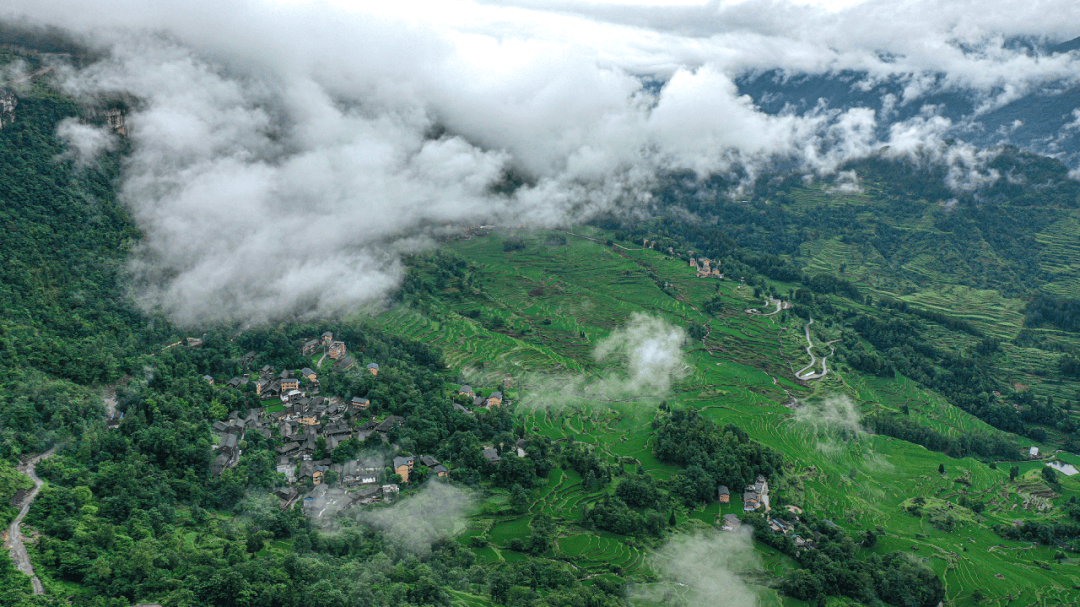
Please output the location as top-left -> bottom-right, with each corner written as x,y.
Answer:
736,56 -> 1080,166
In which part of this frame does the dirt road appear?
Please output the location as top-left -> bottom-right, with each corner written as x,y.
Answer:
5,448 -> 55,595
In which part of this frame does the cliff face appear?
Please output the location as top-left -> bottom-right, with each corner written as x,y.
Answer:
0,90 -> 16,128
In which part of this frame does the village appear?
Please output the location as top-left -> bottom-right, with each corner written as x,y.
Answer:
193,331 -> 507,517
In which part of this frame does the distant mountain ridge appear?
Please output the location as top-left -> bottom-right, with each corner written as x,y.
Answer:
735,38 -> 1080,167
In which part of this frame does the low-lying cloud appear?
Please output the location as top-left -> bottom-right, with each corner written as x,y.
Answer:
3,0 -> 1078,323
517,313 -> 687,410
633,529 -> 761,607
355,480 -> 474,556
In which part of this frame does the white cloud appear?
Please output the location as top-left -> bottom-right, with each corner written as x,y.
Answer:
3,0 -> 1076,322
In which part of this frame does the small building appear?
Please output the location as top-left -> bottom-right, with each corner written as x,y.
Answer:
280,378 -> 299,392
203,375 -> 214,385
393,455 -> 415,483
432,464 -> 449,477
718,485 -> 730,504
1029,446 -> 1040,458
335,356 -> 356,372
300,368 -> 317,381
302,339 -> 319,356
481,448 -> 501,464
329,341 -> 347,360
226,377 -> 244,389
367,362 -> 380,376
419,455 -> 440,467
186,337 -> 204,348
721,514 -> 742,532
322,331 -> 334,346
350,396 -> 370,410
486,391 -> 503,407
459,385 -> 475,398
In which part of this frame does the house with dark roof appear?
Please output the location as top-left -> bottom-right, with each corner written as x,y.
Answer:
718,485 -> 730,504
486,391 -> 503,407
432,464 -> 449,477
459,385 -> 475,398
202,375 -> 214,385
329,341 -> 347,360
322,331 -> 334,346
301,367 -> 317,381
418,455 -> 440,467
302,339 -> 319,356
366,362 -> 380,375
281,378 -> 300,392
335,356 -> 356,372
481,448 -> 501,464
227,377 -> 244,389
350,396 -> 370,410
393,455 -> 415,482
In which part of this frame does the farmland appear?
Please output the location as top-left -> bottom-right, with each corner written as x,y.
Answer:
373,228 -> 1080,606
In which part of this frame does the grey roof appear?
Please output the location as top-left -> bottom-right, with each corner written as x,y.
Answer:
459,385 -> 473,393
474,396 -> 487,406
482,448 -> 501,463
489,391 -> 502,399
303,339 -> 318,347
718,485 -> 730,495
432,465 -> 448,474
301,367 -> 316,376
367,362 -> 379,369
322,331 -> 333,337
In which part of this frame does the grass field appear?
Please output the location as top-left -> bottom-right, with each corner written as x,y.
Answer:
374,228 -> 1080,606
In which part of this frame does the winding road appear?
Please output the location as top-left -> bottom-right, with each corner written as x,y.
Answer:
5,448 -> 54,595
795,318 -> 840,381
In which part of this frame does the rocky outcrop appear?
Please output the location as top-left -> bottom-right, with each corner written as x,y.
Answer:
0,90 -> 16,128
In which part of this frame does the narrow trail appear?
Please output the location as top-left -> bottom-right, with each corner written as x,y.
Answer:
6,448 -> 55,595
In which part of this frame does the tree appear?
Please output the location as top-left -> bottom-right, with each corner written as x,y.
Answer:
668,510 -> 676,527
1042,466 -> 1059,487
938,463 -> 945,475
509,484 -> 529,514
1010,465 -> 1020,480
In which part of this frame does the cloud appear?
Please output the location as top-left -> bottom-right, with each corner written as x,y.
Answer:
56,117 -> 117,168
633,528 -> 761,607
515,313 -> 687,410
3,0 -> 1078,322
594,312 -> 688,393
794,394 -> 866,437
355,481 -> 474,556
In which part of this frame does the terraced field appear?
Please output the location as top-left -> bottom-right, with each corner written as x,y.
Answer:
375,229 -> 1080,606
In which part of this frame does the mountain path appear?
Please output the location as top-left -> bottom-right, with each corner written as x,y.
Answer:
5,448 -> 55,595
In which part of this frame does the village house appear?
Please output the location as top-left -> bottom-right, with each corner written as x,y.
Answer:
280,377 -> 300,392
721,513 -> 742,532
335,356 -> 356,372
459,385 -> 475,398
393,455 -> 415,482
367,362 -> 380,376
743,475 -> 770,512
322,331 -> 334,346
329,341 -> 347,360
202,375 -> 214,385
227,377 -> 244,389
302,339 -> 319,356
486,391 -> 503,407
301,368 -> 317,381
481,448 -> 501,464
718,485 -> 730,504
186,337 -> 204,348
1029,446 -> 1040,458
350,396 -> 370,410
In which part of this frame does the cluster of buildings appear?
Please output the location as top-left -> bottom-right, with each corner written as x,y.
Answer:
689,256 -> 723,279
458,385 -> 503,408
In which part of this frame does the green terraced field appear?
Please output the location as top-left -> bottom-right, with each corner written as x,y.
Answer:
378,229 -> 1080,606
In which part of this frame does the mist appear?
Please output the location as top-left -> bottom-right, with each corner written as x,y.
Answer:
355,481 -> 475,556
3,0 -> 1078,323
517,313 -> 687,410
633,528 -> 762,607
